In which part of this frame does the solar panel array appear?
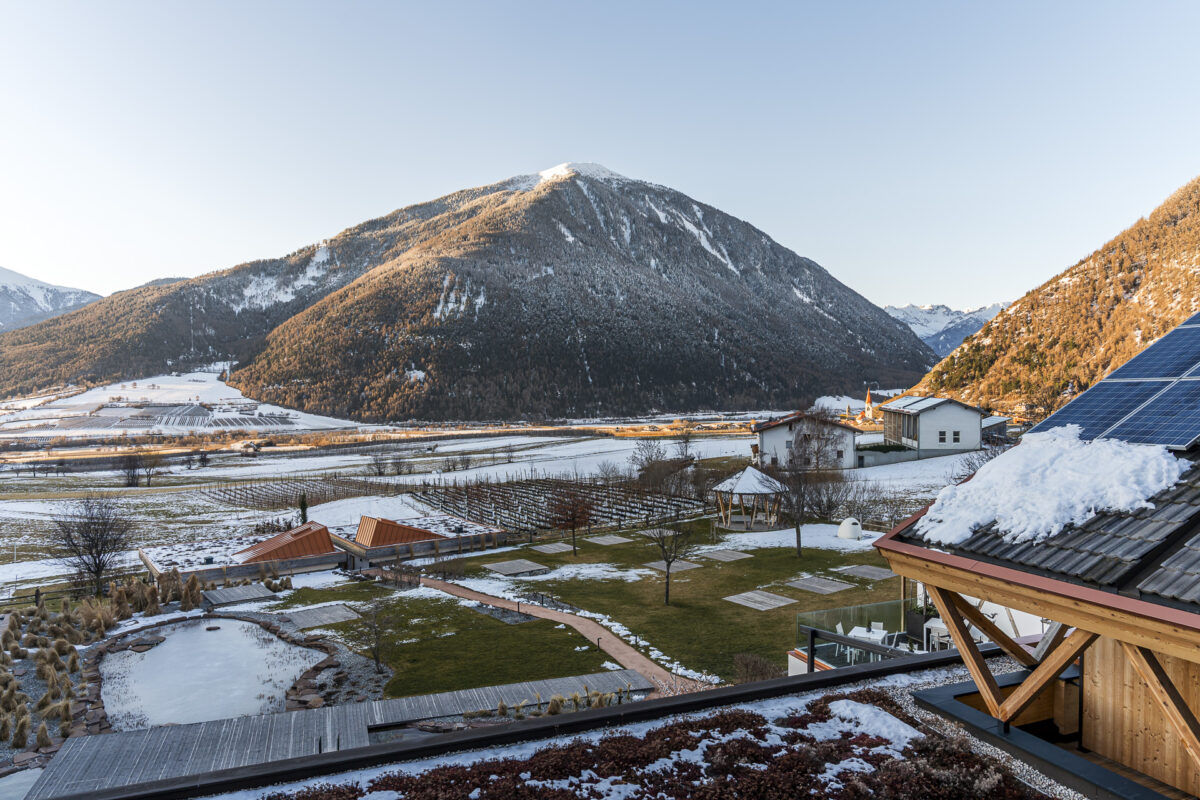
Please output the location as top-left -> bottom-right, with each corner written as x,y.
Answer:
1028,315 -> 1200,449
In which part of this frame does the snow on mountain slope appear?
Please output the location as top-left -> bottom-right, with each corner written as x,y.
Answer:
1,162 -> 936,421
232,162 -> 937,421
885,302 -> 1008,356
0,266 -> 100,331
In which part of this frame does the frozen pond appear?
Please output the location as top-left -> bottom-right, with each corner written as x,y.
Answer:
100,619 -> 325,730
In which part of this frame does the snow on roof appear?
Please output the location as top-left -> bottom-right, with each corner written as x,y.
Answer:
982,415 -> 1011,427
713,466 -> 787,495
883,395 -> 981,415
915,425 -> 1186,546
751,411 -> 858,434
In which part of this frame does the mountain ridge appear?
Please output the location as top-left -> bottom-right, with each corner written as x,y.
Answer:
885,302 -> 1008,356
0,163 -> 936,420
0,266 -> 100,332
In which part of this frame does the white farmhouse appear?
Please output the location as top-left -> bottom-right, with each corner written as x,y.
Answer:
881,396 -> 983,454
751,411 -> 858,470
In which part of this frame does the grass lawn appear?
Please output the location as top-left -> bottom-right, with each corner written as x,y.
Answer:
264,579 -> 610,698
452,520 -> 899,681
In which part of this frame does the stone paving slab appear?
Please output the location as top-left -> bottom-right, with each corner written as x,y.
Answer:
531,542 -> 575,554
201,583 -> 276,608
838,565 -> 897,581
704,549 -> 752,562
786,576 -> 854,595
587,535 -> 633,545
723,590 -> 796,611
485,559 -> 551,577
644,560 -> 701,572
280,603 -> 359,629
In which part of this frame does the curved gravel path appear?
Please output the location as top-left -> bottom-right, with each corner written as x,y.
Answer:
420,577 -> 710,696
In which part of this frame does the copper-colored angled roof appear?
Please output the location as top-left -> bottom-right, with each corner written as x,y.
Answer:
354,516 -> 448,548
232,521 -> 338,564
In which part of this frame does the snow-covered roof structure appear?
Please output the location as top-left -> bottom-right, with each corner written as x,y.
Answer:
881,395 -> 981,415
712,466 -> 786,496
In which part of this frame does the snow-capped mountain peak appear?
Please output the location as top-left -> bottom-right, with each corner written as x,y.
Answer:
885,302 -> 1008,356
505,162 -> 640,191
0,266 -> 100,330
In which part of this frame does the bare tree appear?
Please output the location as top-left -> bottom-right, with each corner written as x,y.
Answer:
140,451 -> 165,486
120,453 -> 142,487
595,460 -> 625,484
643,527 -> 696,605
773,467 -> 817,558
790,413 -> 842,470
369,453 -> 388,477
343,598 -> 398,674
51,495 -> 134,595
548,487 -> 595,555
629,439 -> 666,472
674,427 -> 694,461
196,449 -> 210,468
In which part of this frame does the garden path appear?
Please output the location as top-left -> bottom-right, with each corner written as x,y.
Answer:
420,577 -> 711,697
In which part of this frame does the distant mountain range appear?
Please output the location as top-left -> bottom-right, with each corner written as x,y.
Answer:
885,303 -> 1008,356
0,163 -> 935,420
0,267 -> 99,332
916,174 -> 1200,415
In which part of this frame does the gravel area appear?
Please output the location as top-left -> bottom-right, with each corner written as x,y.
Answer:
877,656 -> 1086,800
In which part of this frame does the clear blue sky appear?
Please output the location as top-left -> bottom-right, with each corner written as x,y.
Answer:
2,1 -> 1199,309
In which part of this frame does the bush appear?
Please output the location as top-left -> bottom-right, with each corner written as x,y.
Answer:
733,652 -> 784,684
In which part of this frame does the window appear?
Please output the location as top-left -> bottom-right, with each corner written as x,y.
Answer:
953,431 -> 960,443
938,431 -> 946,443
836,449 -> 844,460
785,440 -> 793,450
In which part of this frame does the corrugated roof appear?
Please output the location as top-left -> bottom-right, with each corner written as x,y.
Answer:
353,516 -> 449,548
232,522 -> 338,564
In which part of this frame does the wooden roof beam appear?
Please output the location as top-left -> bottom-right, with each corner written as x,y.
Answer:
1121,642 -> 1200,774
997,628 -> 1097,723
1032,620 -> 1067,663
949,592 -> 1038,668
929,586 -> 1004,717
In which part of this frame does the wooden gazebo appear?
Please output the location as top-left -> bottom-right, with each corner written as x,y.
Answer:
712,467 -> 785,530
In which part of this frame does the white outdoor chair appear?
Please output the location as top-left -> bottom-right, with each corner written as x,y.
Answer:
870,621 -> 885,633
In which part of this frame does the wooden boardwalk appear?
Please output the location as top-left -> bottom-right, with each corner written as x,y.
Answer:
26,670 -> 652,800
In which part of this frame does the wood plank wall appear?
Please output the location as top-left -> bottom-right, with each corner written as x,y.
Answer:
1083,636 -> 1200,796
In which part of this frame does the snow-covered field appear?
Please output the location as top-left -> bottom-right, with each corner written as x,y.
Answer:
100,618 -> 325,729
0,371 -> 358,438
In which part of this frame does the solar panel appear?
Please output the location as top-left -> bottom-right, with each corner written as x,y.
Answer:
1028,380 -> 1171,439
1183,311 -> 1200,327
1106,327 -> 1200,380
1106,381 -> 1200,448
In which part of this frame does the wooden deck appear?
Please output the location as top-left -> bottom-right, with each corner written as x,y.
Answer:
26,669 -> 652,800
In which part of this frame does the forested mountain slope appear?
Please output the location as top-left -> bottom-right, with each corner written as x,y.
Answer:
917,175 -> 1200,414
0,163 -> 935,420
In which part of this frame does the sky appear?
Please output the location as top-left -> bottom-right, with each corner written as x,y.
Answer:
2,2 -> 1200,309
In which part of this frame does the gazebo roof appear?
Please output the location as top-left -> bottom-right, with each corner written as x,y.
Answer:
713,466 -> 786,496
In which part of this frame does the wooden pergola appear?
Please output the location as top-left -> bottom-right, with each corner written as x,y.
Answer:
712,467 -> 785,530
877,522 -> 1200,796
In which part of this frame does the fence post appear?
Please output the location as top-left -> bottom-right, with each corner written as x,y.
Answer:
807,627 -> 816,673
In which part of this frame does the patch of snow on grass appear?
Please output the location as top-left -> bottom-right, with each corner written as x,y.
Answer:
916,425 -> 1186,545
698,524 -> 880,554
